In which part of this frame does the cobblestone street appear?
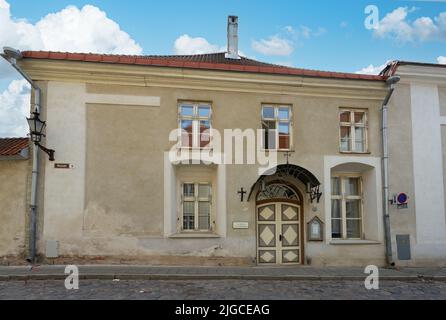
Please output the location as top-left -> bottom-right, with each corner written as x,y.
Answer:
1,279 -> 445,300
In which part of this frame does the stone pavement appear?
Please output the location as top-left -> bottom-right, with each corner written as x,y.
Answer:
0,265 -> 446,281
1,279 -> 446,300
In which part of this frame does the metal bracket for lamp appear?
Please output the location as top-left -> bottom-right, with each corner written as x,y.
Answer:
306,183 -> 322,203
35,142 -> 55,162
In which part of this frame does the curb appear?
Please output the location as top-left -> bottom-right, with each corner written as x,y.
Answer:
1,274 -> 445,282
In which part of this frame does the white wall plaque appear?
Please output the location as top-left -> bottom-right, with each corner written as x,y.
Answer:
233,222 -> 249,229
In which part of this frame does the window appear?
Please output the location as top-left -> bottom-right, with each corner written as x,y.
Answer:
261,105 -> 292,150
331,176 -> 363,239
181,183 -> 212,231
179,102 -> 212,148
339,109 -> 368,153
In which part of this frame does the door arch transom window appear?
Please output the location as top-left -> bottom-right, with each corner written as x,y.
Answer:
257,183 -> 299,202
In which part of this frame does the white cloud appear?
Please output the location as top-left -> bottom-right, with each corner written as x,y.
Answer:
374,7 -> 446,43
356,62 -> 389,75
283,25 -> 326,39
438,56 -> 446,64
0,1 -> 142,55
0,79 -> 30,137
174,34 -> 221,55
251,35 -> 294,56
0,0 -> 142,137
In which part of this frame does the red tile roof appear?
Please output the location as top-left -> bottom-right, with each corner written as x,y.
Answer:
22,51 -> 386,81
0,138 -> 29,157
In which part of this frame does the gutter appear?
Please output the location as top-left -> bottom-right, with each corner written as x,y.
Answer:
1,48 -> 41,263
381,67 -> 401,267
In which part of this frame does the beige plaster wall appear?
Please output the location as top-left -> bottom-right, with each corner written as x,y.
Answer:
387,83 -> 418,266
30,78 -> 388,266
0,159 -> 28,257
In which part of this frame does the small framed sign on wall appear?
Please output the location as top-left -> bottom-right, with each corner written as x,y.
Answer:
307,216 -> 324,241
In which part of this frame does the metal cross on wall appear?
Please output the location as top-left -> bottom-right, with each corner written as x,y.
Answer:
284,152 -> 292,164
238,188 -> 247,202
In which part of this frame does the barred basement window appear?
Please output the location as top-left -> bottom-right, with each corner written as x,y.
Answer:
181,183 -> 212,231
331,175 -> 363,239
339,109 -> 368,153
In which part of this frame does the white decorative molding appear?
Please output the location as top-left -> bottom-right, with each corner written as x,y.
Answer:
86,93 -> 160,107
323,155 -> 383,244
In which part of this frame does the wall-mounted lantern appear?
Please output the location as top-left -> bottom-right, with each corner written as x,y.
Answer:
27,111 -> 55,161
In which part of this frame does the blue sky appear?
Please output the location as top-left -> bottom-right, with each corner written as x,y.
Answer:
1,0 -> 446,136
5,0 -> 446,71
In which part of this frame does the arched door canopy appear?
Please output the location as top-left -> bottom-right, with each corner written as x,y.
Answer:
248,164 -> 322,203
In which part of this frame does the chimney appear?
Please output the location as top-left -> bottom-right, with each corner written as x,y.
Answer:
225,16 -> 240,60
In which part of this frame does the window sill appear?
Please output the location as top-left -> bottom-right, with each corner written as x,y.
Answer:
339,151 -> 371,155
260,149 -> 294,153
330,240 -> 381,245
169,232 -> 221,239
177,147 -> 213,151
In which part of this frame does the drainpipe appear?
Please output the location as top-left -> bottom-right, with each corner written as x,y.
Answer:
381,74 -> 401,267
1,47 -> 41,263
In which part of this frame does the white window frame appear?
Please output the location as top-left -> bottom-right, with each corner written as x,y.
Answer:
178,101 -> 212,149
339,109 -> 368,153
180,182 -> 213,232
331,174 -> 364,240
261,104 -> 293,151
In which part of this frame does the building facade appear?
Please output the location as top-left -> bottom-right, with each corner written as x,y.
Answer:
2,48 -> 393,267
384,62 -> 446,266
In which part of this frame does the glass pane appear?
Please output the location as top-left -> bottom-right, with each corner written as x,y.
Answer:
278,123 -> 290,149
354,112 -> 365,124
180,105 -> 194,117
183,184 -> 195,197
279,135 -> 290,149
331,200 -> 341,218
340,111 -> 350,123
181,120 -> 193,147
199,120 -> 211,147
340,126 -> 351,151
200,134 -> 210,148
347,219 -> 361,238
183,216 -> 194,230
181,120 -> 193,131
346,200 -> 361,218
262,121 -> 276,150
345,178 -> 360,196
355,127 -> 365,152
355,141 -> 365,152
198,105 -> 211,118
331,177 -> 340,195
200,120 -> 210,131
262,106 -> 275,119
278,107 -> 290,120
198,202 -> 210,230
279,122 -> 289,135
331,219 -> 342,239
183,201 -> 195,230
355,127 -> 364,140
198,184 -> 210,198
